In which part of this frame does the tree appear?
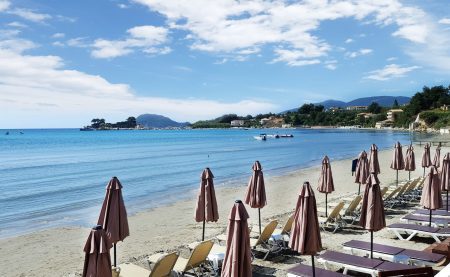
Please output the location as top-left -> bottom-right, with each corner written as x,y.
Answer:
392,99 -> 399,108
367,102 -> 382,114
91,118 -> 105,129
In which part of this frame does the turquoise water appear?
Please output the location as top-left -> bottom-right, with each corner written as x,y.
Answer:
0,128 -> 412,238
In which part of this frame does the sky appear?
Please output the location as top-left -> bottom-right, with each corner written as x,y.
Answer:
0,0 -> 449,128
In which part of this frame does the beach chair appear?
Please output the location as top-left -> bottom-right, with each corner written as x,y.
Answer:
343,240 -> 446,267
413,209 -> 450,217
380,187 -> 389,198
319,201 -> 345,233
148,240 -> 213,276
249,219 -> 282,260
287,263 -> 344,277
119,252 -> 178,277
388,223 -> 450,243
384,186 -> 403,208
401,214 -> 450,227
377,267 -> 433,277
272,215 -> 293,246
341,195 -> 362,224
318,250 -> 416,277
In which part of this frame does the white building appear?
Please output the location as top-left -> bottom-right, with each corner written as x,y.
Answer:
260,118 -> 270,125
230,120 -> 245,127
346,106 -> 368,111
387,109 -> 403,121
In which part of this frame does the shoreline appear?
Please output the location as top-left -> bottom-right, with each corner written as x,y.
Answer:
0,144 -> 438,276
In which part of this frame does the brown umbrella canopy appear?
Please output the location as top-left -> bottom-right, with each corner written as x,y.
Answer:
359,173 -> 386,232
97,177 -> 129,243
433,146 -> 441,168
355,151 -> 369,185
390,142 -> 405,170
82,225 -> 112,277
441,153 -> 450,191
404,144 -> 416,172
195,168 -> 219,223
420,166 -> 443,210
221,201 -> 252,277
422,143 -> 432,168
244,161 -> 267,209
317,156 -> 334,194
369,144 -> 380,174
289,182 -> 322,255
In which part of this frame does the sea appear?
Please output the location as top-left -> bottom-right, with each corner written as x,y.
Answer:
0,128 -> 427,238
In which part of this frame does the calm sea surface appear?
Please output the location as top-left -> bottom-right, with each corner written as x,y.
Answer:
0,128 -> 415,238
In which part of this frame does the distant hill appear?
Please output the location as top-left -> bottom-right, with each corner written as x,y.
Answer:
282,96 -> 410,112
136,114 -> 190,128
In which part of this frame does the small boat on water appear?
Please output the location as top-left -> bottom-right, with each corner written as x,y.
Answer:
254,134 -> 267,141
280,134 -> 294,138
5,131 -> 9,135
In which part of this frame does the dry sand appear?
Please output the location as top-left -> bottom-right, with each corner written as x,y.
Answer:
0,142 -> 446,276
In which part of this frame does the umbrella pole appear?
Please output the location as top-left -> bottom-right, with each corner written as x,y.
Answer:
447,191 -> 449,212
258,208 -> 262,235
396,169 -> 399,186
408,171 -> 411,181
370,231 -> 373,259
358,184 -> 361,195
429,210 -> 432,227
114,243 -> 117,267
325,194 -> 328,217
202,219 -> 205,241
423,167 -> 425,177
311,255 -> 316,277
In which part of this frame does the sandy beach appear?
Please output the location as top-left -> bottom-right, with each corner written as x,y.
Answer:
0,142 -> 445,277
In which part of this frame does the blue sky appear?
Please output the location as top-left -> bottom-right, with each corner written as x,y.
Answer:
0,0 -> 449,128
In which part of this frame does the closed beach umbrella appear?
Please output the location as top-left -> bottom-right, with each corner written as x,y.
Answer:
359,173 -> 386,259
404,144 -> 416,181
390,141 -> 405,186
422,143 -> 432,177
420,166 -> 442,226
355,151 -> 369,195
369,144 -> 380,174
441,153 -> 450,211
289,182 -> 322,277
195,168 -> 219,241
221,200 -> 252,277
97,177 -> 129,267
244,161 -> 267,235
434,146 -> 441,168
82,225 -> 112,277
317,156 -> 334,217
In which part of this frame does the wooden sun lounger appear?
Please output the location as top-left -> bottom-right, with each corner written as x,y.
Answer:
318,250 -> 416,277
378,267 -> 433,277
119,252 -> 178,277
401,214 -> 450,227
388,223 -> 450,243
287,263 -> 343,277
343,240 -> 446,267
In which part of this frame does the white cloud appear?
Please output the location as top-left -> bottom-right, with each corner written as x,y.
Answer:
346,48 -> 373,58
8,8 -> 51,22
365,64 -> 420,81
439,18 -> 450,25
52,41 -> 64,47
0,35 -> 275,127
133,0 -> 433,66
324,60 -> 337,70
0,0 -> 10,12
67,37 -> 89,47
117,3 -> 129,9
91,25 -> 170,59
345,38 -> 353,43
52,33 -> 65,39
7,21 -> 27,28
386,57 -> 397,61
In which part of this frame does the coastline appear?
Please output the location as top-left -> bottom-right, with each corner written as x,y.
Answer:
0,144 -> 438,276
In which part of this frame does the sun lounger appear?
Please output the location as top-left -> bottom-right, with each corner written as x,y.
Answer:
401,214 -> 450,227
384,186 -> 403,208
319,201 -> 345,233
148,240 -> 213,276
287,263 -> 343,277
318,250 -> 416,277
249,219 -> 282,260
343,240 -> 445,267
436,262 -> 450,277
272,215 -> 293,246
413,209 -> 450,217
388,223 -> 450,243
119,252 -> 178,277
341,195 -> 362,224
378,267 -> 433,277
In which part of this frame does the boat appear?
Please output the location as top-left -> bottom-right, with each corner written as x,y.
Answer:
80,127 -> 95,131
254,134 -> 267,141
5,131 -> 9,135
280,134 -> 294,138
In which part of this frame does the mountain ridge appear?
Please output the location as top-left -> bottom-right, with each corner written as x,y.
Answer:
136,114 -> 190,128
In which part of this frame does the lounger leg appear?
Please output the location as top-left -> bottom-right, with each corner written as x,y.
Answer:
343,267 -> 348,275
432,235 -> 441,243
392,230 -> 406,240
405,231 -> 418,241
